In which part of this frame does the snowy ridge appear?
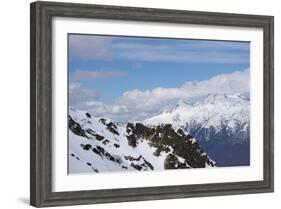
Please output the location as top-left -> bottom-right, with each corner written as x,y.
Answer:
68,108 -> 216,174
144,93 -> 250,140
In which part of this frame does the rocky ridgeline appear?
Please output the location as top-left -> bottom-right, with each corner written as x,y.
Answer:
68,110 -> 215,174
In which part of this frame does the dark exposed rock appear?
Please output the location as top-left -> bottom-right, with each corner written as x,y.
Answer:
164,146 -> 171,153
92,145 -> 120,164
95,134 -> 105,141
69,116 -> 88,138
126,134 -> 137,148
177,129 -> 185,136
106,123 -> 119,135
99,118 -> 120,135
85,129 -> 106,141
125,122 -> 214,168
102,139 -> 110,145
126,123 -> 134,133
85,112 -> 91,118
107,122 -> 117,129
126,123 -> 154,148
92,147 -> 102,157
144,159 -> 154,170
96,146 -> 105,155
113,143 -> 120,148
124,155 -> 153,171
185,134 -> 193,140
116,158 -> 122,164
164,154 -> 177,169
164,154 -> 189,169
99,118 -> 107,125
131,163 -> 142,171
80,144 -> 92,151
105,152 -> 116,162
124,155 -> 142,161
153,145 -> 171,157
86,162 -> 92,166
86,128 -> 95,136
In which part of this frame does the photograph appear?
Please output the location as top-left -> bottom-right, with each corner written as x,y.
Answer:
68,34 -> 250,174
30,2 -> 274,207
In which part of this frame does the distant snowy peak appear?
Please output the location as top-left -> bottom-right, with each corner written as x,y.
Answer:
198,93 -> 249,105
144,93 -> 250,131
144,93 -> 250,166
165,99 -> 193,114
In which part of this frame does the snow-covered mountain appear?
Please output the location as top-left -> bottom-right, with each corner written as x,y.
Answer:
68,108 -> 216,174
144,94 -> 250,166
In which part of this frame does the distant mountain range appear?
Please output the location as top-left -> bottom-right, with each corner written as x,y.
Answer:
144,93 -> 250,166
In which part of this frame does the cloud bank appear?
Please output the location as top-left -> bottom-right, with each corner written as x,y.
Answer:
70,69 -> 249,121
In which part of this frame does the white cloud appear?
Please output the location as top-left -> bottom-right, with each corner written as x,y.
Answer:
116,69 -> 249,106
70,69 -> 127,81
181,69 -> 250,96
74,69 -> 249,121
69,82 -> 99,106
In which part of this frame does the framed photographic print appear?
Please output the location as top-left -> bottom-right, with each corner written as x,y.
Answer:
30,1 -> 274,207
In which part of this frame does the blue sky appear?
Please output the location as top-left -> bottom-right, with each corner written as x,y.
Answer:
68,34 -> 250,121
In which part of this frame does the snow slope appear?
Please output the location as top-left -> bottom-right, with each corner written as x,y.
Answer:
68,108 -> 216,174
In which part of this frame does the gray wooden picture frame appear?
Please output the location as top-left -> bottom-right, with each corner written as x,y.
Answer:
30,1 -> 274,207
